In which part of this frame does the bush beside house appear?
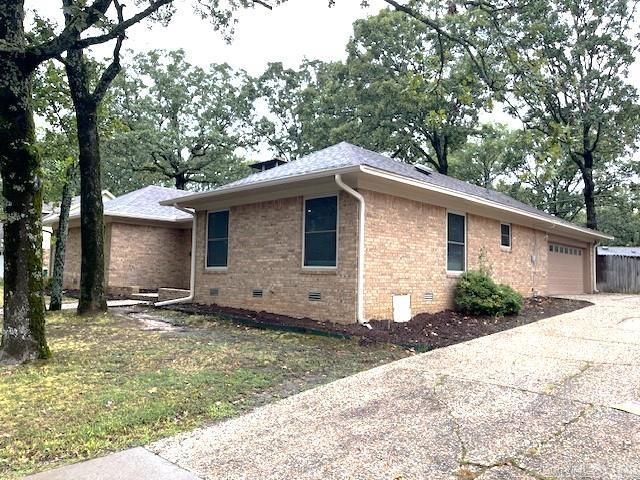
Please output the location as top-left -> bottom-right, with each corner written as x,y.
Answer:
454,270 -> 524,316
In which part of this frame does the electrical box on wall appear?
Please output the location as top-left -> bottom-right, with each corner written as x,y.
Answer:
392,294 -> 411,323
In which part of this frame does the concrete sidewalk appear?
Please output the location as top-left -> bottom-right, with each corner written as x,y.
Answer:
26,294 -> 640,479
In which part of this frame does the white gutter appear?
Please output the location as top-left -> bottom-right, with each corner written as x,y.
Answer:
334,174 -> 371,329
155,205 -> 197,307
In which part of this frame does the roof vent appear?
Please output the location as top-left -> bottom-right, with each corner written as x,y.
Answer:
415,163 -> 434,175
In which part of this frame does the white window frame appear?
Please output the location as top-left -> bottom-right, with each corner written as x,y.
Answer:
500,223 -> 512,250
302,194 -> 339,270
446,210 -> 467,274
205,209 -> 230,271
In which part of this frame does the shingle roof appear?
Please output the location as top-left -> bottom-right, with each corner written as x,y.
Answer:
203,142 -> 594,233
597,246 -> 640,257
102,186 -> 192,221
44,186 -> 192,225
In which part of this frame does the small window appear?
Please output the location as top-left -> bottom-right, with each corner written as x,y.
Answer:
549,245 -> 553,252
578,250 -> 582,256
447,212 -> 466,272
500,223 -> 511,248
207,210 -> 229,268
304,196 -> 338,267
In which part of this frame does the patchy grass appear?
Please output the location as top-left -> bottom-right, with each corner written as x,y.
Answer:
0,309 -> 409,478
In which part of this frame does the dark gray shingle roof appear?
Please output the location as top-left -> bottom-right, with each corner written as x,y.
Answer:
209,142 -> 587,231
102,186 -> 192,221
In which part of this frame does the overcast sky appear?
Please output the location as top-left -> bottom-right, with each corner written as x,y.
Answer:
29,0 -> 640,136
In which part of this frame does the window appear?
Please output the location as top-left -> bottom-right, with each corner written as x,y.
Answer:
207,210 -> 229,268
447,212 -> 466,272
304,196 -> 338,267
500,223 -> 511,248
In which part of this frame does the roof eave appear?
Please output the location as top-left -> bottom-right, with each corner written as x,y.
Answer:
359,165 -> 613,241
159,165 -> 363,207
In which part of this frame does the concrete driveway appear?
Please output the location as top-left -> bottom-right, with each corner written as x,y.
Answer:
28,294 -> 640,480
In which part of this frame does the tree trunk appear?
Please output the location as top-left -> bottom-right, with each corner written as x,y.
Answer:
0,1 -> 50,363
582,151 -> 597,230
49,164 -> 75,311
431,133 -> 448,175
175,173 -> 188,190
65,49 -> 108,315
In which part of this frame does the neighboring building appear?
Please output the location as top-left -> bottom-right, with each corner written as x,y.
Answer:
43,186 -> 192,293
42,192 -> 115,277
596,246 -> 640,293
161,142 -> 610,324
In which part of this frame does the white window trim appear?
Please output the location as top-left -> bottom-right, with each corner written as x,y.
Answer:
446,210 -> 467,274
205,209 -> 230,271
500,223 -> 512,250
301,193 -> 339,270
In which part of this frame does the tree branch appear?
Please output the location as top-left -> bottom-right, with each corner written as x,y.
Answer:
91,0 -> 125,103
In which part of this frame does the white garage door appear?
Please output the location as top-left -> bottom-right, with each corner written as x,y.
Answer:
548,243 -> 585,295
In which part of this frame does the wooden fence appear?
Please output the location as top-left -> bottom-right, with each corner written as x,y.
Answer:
596,255 -> 640,294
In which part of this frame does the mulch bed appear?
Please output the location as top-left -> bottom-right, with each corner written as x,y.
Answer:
161,297 -> 591,351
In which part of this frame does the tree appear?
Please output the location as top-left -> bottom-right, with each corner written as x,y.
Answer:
381,0 -> 640,229
252,60 -> 336,160
33,60 -> 79,312
0,0 -> 282,364
107,50 -> 253,190
449,124 -> 524,188
62,0 -> 128,314
340,9 -> 491,174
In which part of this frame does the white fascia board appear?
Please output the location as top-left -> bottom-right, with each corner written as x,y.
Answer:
359,165 -> 613,241
159,165 -> 362,207
43,211 -> 191,226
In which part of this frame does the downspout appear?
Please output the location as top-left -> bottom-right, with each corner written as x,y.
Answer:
155,205 -> 197,306
335,174 -> 371,329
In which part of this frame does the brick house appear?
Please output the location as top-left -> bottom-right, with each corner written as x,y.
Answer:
159,142 -> 611,325
158,142 -> 610,324
44,186 -> 192,293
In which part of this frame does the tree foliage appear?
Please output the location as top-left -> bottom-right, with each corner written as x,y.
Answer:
107,50 -> 253,190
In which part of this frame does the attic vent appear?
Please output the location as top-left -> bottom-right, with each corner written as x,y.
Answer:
423,292 -> 434,302
252,289 -> 263,298
415,163 -> 434,175
308,291 -> 322,302
209,288 -> 219,297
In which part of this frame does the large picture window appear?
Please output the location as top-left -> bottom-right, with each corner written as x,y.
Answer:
304,196 -> 338,267
207,210 -> 229,268
447,212 -> 466,272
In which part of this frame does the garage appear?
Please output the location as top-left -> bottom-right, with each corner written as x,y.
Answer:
548,242 -> 586,294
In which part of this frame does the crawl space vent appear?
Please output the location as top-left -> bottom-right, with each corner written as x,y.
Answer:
209,288 -> 219,297
308,291 -> 322,302
423,292 -> 434,302
252,289 -> 263,298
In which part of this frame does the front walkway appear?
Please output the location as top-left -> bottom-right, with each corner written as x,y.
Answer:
27,294 -> 640,479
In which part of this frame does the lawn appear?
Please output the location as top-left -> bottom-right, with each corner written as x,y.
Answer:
0,308 -> 409,478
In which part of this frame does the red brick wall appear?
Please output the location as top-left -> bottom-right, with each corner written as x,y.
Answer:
193,193 -> 359,324
362,190 -> 549,320
60,222 -> 190,291
108,222 -> 191,290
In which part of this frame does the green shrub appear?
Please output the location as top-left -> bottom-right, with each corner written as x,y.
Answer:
454,270 -> 524,316
496,283 -> 524,316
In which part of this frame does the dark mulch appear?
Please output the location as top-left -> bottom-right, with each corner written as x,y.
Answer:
161,296 -> 591,351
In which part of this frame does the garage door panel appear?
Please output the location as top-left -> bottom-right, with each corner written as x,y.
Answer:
548,243 -> 585,295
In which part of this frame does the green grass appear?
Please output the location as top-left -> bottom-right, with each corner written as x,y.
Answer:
0,309 -> 408,478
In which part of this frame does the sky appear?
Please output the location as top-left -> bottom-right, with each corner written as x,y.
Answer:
27,0 -> 640,138
32,0 -> 388,74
